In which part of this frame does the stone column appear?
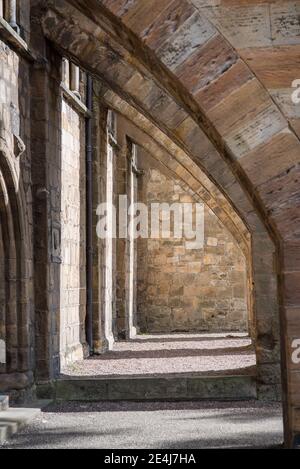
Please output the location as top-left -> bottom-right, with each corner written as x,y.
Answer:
5,0 -> 19,33
62,58 -> 70,88
0,1 -> 4,18
70,63 -> 80,97
31,49 -> 63,381
90,102 -> 112,354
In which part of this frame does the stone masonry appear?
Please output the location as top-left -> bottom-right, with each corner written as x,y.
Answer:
60,96 -> 86,366
137,162 -> 248,334
0,3 -> 34,398
2,0 -> 300,447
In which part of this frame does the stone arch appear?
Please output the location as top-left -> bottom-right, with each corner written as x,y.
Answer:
99,88 -> 280,400
100,88 -> 251,254
116,109 -> 252,339
0,149 -> 32,395
40,1 -> 296,240
56,0 -> 299,237
39,0 -> 300,444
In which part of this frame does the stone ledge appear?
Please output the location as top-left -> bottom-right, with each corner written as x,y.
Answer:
0,17 -> 35,62
0,406 -> 41,445
38,374 -> 257,402
61,82 -> 92,117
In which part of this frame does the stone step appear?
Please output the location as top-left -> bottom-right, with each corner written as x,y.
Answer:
41,374 -> 257,402
0,407 -> 41,445
0,395 -> 9,411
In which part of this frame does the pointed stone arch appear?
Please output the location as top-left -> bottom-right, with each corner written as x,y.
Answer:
99,90 -> 281,400
0,149 -> 32,395
39,0 -> 300,445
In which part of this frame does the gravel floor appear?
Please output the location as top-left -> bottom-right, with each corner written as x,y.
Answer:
1,401 -> 283,449
62,333 -> 256,378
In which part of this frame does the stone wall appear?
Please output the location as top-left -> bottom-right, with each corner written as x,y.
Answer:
0,1 -> 34,397
137,158 -> 248,334
60,97 -> 86,366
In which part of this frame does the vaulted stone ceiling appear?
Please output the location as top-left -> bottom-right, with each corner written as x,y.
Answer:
40,0 -> 300,243
192,0 -> 300,137
99,85 -> 251,254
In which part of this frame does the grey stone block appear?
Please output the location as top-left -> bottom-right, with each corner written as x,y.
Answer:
0,407 -> 40,445
53,375 -> 257,402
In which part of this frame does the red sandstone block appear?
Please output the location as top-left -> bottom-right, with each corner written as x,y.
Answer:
195,59 -> 253,113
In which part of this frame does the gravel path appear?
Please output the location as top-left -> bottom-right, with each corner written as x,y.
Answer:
62,333 -> 256,378
1,401 -> 283,449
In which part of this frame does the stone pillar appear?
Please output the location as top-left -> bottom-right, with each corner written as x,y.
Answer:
127,145 -> 138,339
90,101 -> 112,354
252,233 -> 281,401
5,0 -> 19,33
62,58 -> 70,88
0,1 -> 4,18
281,241 -> 300,447
115,132 -> 128,339
31,44 -> 63,382
70,63 -> 80,97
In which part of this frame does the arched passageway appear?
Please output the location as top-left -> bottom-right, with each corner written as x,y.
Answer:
62,106 -> 258,393
35,0 -> 300,445
73,75 -> 281,403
